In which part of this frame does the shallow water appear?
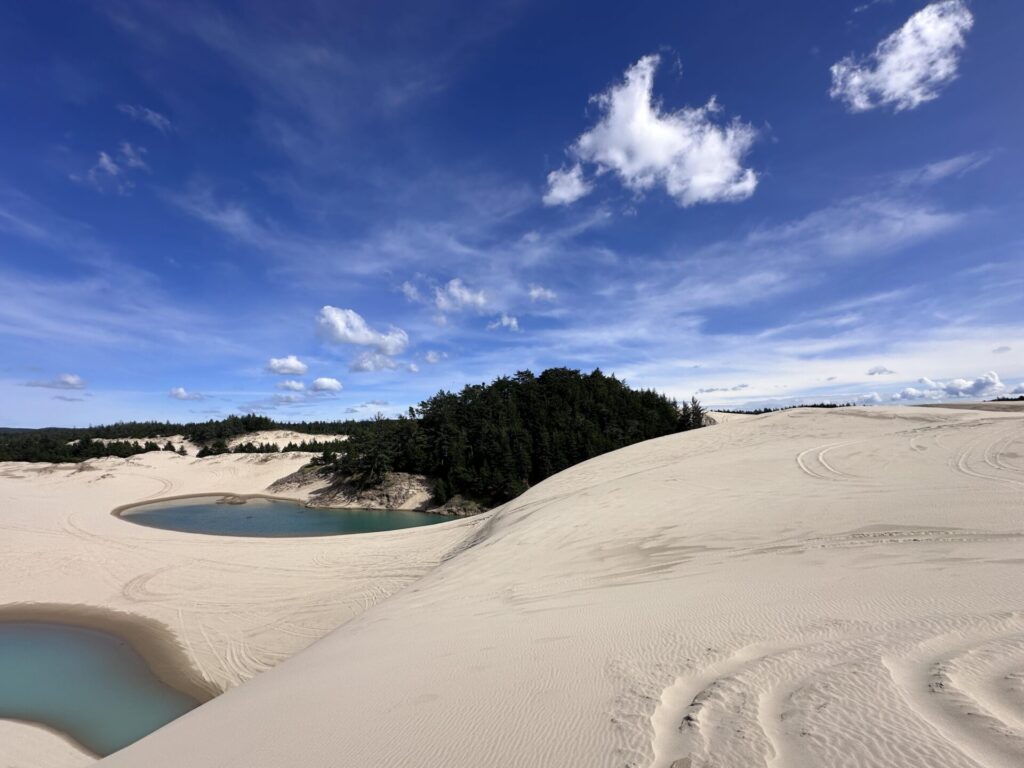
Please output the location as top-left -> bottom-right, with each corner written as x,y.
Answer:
0,622 -> 198,756
119,495 -> 446,537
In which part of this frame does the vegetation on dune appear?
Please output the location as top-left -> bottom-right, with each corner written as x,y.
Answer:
319,368 -> 704,505
715,402 -> 854,415
0,435 -> 172,463
0,368 -> 704,507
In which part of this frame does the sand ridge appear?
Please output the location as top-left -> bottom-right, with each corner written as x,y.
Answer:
89,404 -> 1024,768
0,450 -> 483,768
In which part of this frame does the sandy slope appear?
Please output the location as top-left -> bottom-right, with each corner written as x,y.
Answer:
0,451 -> 482,768
94,405 -> 1024,768
225,430 -> 348,449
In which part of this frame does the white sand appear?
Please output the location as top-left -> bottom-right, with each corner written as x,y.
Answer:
0,450 -> 482,767
5,405 -> 1024,767
225,430 -> 348,449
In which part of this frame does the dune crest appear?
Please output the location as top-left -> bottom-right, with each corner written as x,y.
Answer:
85,405 -> 1024,768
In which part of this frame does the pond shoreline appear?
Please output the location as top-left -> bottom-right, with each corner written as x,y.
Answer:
112,492 -> 452,537
0,603 -> 219,704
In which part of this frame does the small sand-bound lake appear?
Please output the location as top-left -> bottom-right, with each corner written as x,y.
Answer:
116,494 -> 447,537
0,621 -> 199,757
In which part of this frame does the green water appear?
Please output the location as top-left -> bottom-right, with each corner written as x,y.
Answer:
119,495 -> 446,537
0,622 -> 199,756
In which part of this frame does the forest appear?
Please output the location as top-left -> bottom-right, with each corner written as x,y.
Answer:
0,368 -> 703,506
324,368 -> 703,504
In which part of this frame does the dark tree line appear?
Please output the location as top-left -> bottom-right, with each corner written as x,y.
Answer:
1,370 -> 703,486
329,368 -> 703,504
0,435 -> 180,463
715,402 -> 853,415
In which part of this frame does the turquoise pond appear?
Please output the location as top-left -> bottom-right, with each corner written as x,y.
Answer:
0,622 -> 198,756
118,495 -> 446,537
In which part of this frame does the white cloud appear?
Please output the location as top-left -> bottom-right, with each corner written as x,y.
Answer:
993,345 -> 1011,354
310,376 -> 343,392
488,313 -> 520,332
400,281 -> 421,302
543,164 -> 592,206
72,143 -> 149,193
434,278 -> 486,313
554,54 -> 758,207
26,373 -> 86,390
867,365 -> 895,375
348,351 -> 419,374
896,152 -> 991,187
276,380 -> 305,391
892,370 -> 1006,400
830,1 -> 974,112
1011,384 -> 1024,395
266,355 -> 309,375
528,284 -> 558,302
118,142 -> 148,170
424,350 -> 446,364
117,104 -> 173,133
349,351 -> 398,372
317,306 -> 408,355
169,386 -> 204,401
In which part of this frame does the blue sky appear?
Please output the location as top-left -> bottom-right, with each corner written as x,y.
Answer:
1,0 -> 1022,427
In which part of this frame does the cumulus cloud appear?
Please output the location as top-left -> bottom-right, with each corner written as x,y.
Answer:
169,386 -> 204,401
488,313 -> 520,332
26,373 -> 86,390
1011,384 -> 1024,395
434,279 -> 486,313
891,370 -> 1006,400
543,164 -> 592,206
424,350 -> 446,364
549,54 -> 758,207
528,284 -> 558,302
266,355 -> 308,375
830,1 -> 974,112
310,377 -> 343,392
867,365 -> 895,375
117,104 -> 173,133
276,380 -> 305,391
317,306 -> 408,355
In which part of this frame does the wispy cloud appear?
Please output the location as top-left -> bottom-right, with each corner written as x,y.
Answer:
71,143 -> 149,194
117,103 -> 173,133
169,386 -> 204,400
26,373 -> 86,390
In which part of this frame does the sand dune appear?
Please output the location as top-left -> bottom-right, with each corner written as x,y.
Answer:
84,404 -> 1024,768
5,405 -> 1024,767
0,450 -> 481,767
